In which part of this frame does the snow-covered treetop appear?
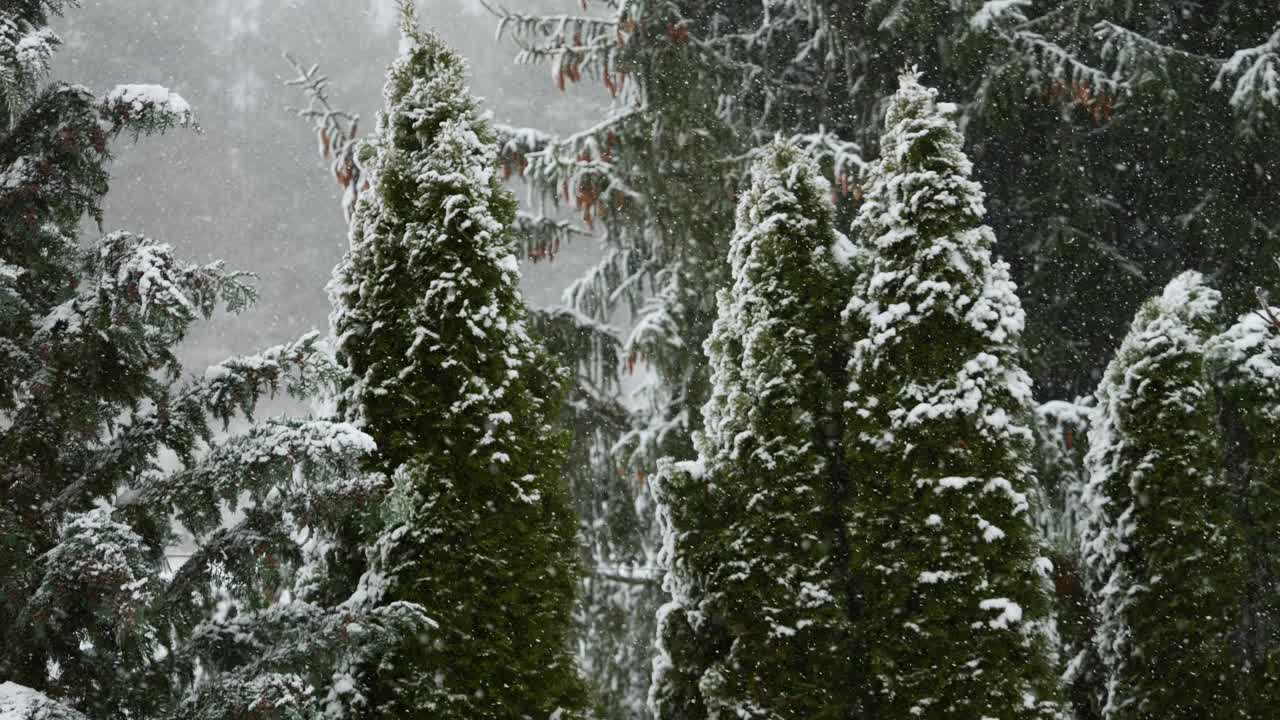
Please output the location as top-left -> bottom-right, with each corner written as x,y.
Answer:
1093,270 -> 1220,407
1080,269 -> 1221,581
871,69 -> 980,225
698,137 -> 851,468
1085,269 -> 1221,444
848,70 -> 1031,443
332,20 -> 544,472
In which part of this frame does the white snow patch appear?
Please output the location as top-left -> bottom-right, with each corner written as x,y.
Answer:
979,598 -> 1023,629
0,681 -> 89,720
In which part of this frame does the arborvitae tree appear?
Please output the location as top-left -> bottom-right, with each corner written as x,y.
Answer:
650,139 -> 855,720
1080,271 -> 1245,719
843,73 -> 1060,719
326,8 -> 585,717
493,9 -> 819,709
284,51 -> 653,720
1209,308 -> 1280,709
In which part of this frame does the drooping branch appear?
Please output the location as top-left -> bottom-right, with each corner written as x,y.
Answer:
283,53 -> 364,222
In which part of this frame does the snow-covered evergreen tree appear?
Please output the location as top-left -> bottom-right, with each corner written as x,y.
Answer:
843,72 -> 1061,719
493,1 -> 1280,402
147,336 -> 433,720
1081,271 -> 1245,719
0,5 -> 431,718
650,139 -> 855,720
0,2 -> 221,716
284,35 -> 645,719
325,7 -> 585,717
1209,307 -> 1280,709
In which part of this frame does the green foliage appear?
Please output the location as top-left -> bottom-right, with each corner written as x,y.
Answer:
495,0 -> 1280,398
843,73 -> 1061,719
327,11 -> 586,718
1082,271 -> 1246,719
0,4 -> 408,718
1209,309 -> 1280,708
651,139 -> 856,720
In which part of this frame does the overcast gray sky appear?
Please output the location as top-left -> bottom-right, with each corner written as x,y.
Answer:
53,0 -> 604,372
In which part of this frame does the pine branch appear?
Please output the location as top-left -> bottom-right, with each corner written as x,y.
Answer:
1213,24 -> 1280,123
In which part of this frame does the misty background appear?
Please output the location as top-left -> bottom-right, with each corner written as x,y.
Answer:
53,0 -> 605,376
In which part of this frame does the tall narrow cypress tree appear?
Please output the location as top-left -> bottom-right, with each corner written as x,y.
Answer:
327,7 -> 585,717
650,139 -> 855,720
843,72 -> 1061,719
1081,271 -> 1246,719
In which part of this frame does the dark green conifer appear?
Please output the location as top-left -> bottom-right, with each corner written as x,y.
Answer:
843,72 -> 1061,719
1081,271 -> 1245,719
327,7 -> 586,717
1209,307 -> 1280,711
650,139 -> 855,720
1081,271 -> 1246,719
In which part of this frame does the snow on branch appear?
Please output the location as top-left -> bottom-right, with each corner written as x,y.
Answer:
561,245 -> 647,323
0,16 -> 59,118
514,211 -> 586,263
140,418 -> 376,536
971,0 -> 1032,30
180,599 -> 433,719
39,335 -> 346,515
495,114 -> 642,230
1213,24 -> 1280,125
101,83 -> 197,135
28,232 -> 255,394
93,231 -> 254,319
592,561 -> 662,586
1002,28 -> 1123,93
530,303 -> 624,396
0,681 -> 90,720
741,127 -> 864,203
199,331 -> 345,423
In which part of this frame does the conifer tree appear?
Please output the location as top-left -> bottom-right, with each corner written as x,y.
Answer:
0,5 -> 432,719
150,338 -> 432,720
285,39 -> 644,718
326,7 -> 586,717
0,1 -> 218,715
493,0 -> 1280,400
1209,308 -> 1280,709
843,72 -> 1061,719
650,139 -> 855,720
1080,271 -> 1245,719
